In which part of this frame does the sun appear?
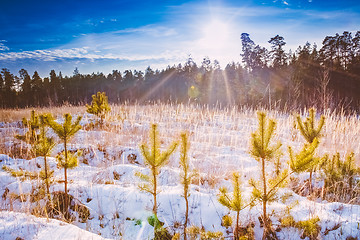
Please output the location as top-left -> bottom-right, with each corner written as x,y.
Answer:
198,19 -> 230,51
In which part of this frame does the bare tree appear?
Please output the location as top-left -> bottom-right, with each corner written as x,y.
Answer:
317,67 -> 332,112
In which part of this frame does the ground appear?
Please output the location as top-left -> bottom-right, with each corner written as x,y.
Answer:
0,104 -> 359,239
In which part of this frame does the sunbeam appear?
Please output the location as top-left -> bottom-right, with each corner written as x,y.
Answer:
138,70 -> 176,102
222,70 -> 234,105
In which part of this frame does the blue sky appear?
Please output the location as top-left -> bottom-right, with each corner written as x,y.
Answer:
0,0 -> 359,77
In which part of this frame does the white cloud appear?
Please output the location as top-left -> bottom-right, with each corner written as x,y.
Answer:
0,41 -> 9,51
0,47 -> 186,63
113,25 -> 177,37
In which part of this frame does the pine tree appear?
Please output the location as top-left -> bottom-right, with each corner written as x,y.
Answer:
19,69 -> 32,107
136,124 -> 178,217
296,108 -> 325,192
218,172 -> 246,240
320,152 -> 360,201
250,112 -> 320,239
16,110 -> 40,145
0,73 -> 3,107
46,113 -> 82,216
179,132 -> 193,240
31,71 -> 44,106
33,114 -> 56,201
1,68 -> 16,107
249,112 -> 282,240
86,92 -> 111,125
288,140 -> 319,174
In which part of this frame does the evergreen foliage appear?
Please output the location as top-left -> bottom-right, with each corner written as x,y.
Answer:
147,214 -> 173,240
221,214 -> 233,228
288,139 -> 319,173
16,110 -> 40,144
321,152 -> 360,201
296,108 -> 325,144
46,113 -> 82,217
249,112 -> 320,239
179,132 -> 193,240
136,123 -> 178,216
249,112 -> 282,240
218,172 -> 246,240
56,150 -> 81,169
86,92 -> 111,125
187,226 -> 224,240
2,31 -> 360,111
33,114 -> 56,200
281,215 -> 321,240
295,108 -> 325,192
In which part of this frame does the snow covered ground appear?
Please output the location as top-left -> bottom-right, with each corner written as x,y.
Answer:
0,104 -> 360,239
0,211 -> 109,240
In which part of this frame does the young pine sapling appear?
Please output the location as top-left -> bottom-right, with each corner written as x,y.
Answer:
218,172 -> 247,240
16,110 -> 40,144
320,152 -> 360,201
136,123 -> 178,216
33,114 -> 56,201
249,112 -> 319,240
249,112 -> 282,239
15,110 -> 41,158
179,132 -> 193,240
46,113 -> 82,216
295,108 -> 325,193
86,92 -> 111,126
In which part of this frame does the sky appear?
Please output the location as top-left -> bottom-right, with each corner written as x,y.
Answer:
0,0 -> 360,77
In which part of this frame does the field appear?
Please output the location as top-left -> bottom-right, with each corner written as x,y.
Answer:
0,103 -> 360,240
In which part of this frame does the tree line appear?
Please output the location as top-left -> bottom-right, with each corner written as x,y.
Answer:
1,31 -> 360,112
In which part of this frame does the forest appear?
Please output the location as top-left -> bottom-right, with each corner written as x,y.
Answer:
1,31 -> 360,112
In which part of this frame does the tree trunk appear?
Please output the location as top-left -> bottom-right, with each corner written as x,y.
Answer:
184,194 -> 189,240
152,166 -> 157,215
235,210 -> 240,240
262,157 -> 268,240
44,156 -> 51,201
309,168 -> 313,194
64,138 -> 69,217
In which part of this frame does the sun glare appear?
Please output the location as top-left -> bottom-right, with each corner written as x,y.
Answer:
199,19 -> 230,51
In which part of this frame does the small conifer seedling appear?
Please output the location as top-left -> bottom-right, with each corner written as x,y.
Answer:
86,92 -> 111,126
218,172 -> 247,240
15,110 -> 40,153
46,113 -> 82,216
33,114 -> 56,201
179,132 -> 193,240
249,112 -> 282,240
295,108 -> 325,192
320,152 -> 360,201
249,112 -> 320,239
136,124 -> 178,216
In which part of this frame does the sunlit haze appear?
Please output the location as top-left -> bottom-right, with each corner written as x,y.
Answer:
0,0 -> 359,76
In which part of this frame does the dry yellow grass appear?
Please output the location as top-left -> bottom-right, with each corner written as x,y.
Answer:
0,105 -> 84,122
1,103 -> 359,168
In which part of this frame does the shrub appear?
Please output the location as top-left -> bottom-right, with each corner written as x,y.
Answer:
86,92 -> 111,125
321,152 -> 360,202
281,215 -> 321,240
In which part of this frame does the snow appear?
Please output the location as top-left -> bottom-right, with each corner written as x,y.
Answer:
1,105 -> 360,239
0,211 -> 109,240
